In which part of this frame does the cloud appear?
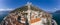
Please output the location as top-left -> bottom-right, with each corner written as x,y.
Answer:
0,8 -> 14,11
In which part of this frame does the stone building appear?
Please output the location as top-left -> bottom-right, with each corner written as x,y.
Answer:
0,2 -> 57,25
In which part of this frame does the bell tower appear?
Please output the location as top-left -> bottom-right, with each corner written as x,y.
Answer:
26,2 -> 32,25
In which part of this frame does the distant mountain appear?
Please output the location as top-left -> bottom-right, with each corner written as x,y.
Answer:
0,11 -> 10,16
54,10 -> 60,13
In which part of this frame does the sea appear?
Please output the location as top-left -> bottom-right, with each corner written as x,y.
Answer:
0,11 -> 9,23
0,11 -> 60,25
52,13 -> 60,25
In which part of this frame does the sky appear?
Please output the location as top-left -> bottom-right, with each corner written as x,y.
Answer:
0,0 -> 60,12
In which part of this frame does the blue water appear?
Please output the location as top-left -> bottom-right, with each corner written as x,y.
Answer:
52,13 -> 60,25
0,14 -> 7,22
0,11 -> 9,23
